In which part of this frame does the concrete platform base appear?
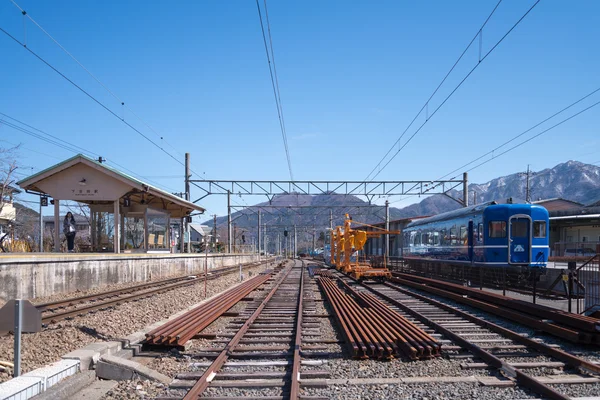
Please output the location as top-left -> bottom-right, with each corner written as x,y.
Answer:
95,355 -> 171,385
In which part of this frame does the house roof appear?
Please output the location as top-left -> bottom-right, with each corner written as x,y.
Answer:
533,198 -> 584,212
17,154 -> 204,218
189,223 -> 211,236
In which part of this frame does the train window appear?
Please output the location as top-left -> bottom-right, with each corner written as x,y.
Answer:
477,223 -> 483,241
440,229 -> 447,245
459,226 -> 467,245
489,221 -> 506,238
533,221 -> 546,238
449,227 -> 457,245
433,232 -> 440,245
511,221 -> 528,237
414,232 -> 420,246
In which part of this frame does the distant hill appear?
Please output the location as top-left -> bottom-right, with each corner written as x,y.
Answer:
203,160 -> 600,251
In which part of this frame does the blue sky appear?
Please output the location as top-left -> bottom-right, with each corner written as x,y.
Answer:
1,0 -> 599,218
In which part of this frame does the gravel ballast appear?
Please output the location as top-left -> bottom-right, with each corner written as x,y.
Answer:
0,264 -> 268,382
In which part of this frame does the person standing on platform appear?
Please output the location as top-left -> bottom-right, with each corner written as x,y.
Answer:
63,212 -> 77,253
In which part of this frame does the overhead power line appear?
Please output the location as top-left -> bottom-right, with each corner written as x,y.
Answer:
8,0 -> 186,160
0,113 -> 179,192
0,25 -> 185,168
364,0 -> 540,182
438,86 -> 600,180
389,86 -> 600,205
255,0 -> 294,181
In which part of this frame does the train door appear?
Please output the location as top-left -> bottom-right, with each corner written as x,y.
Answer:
508,215 -> 531,264
468,221 -> 474,262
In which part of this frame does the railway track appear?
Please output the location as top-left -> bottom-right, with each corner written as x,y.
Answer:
38,260 -> 272,325
164,260 -> 330,400
327,269 -> 600,400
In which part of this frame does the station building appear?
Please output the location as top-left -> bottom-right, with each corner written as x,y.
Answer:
17,154 -> 205,253
534,198 -> 600,256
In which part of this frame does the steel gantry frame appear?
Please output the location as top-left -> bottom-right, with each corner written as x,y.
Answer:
189,177 -> 467,204
188,174 -> 469,256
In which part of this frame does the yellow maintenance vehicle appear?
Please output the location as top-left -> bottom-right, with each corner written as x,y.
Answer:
330,214 -> 399,280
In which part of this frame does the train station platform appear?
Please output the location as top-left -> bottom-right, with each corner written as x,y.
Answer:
0,252 -> 260,301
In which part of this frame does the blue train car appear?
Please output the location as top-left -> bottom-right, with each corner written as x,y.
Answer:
402,202 -> 549,268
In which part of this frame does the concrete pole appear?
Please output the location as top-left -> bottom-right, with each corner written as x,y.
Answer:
329,210 -> 333,230
113,200 -> 120,253
227,190 -> 232,253
53,200 -> 60,252
313,228 -> 316,255
294,225 -> 297,258
385,200 -> 390,261
257,210 -> 261,258
39,196 -> 43,252
185,153 -> 190,253
463,172 -> 469,207
277,233 -> 280,256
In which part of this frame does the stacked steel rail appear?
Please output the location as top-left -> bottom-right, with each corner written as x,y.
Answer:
181,262 -> 304,399
38,260 -> 271,325
392,272 -> 600,344
317,275 -> 440,360
145,271 -> 275,347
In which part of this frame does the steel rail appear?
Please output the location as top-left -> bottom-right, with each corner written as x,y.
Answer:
182,264 -> 296,399
341,282 -> 440,358
289,261 -> 305,399
317,276 -> 439,360
393,272 -> 600,334
383,281 -> 600,375
390,276 -> 585,344
145,274 -> 273,346
40,261 -> 268,325
37,260 -> 266,312
41,277 -> 202,324
357,281 -> 573,400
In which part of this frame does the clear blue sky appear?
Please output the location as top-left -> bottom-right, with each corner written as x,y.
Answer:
1,0 -> 599,218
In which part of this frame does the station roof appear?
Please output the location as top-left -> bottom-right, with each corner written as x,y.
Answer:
17,154 -> 205,218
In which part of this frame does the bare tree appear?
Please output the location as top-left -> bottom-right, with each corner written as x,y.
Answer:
0,145 -> 19,216
0,146 -> 19,251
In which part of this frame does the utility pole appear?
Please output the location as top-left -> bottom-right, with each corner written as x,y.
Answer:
312,228 -> 316,256
233,223 -> 237,253
227,191 -> 232,253
263,223 -> 266,256
257,210 -> 261,257
212,214 -> 217,250
472,190 -> 477,205
463,172 -> 469,207
294,225 -> 297,259
523,165 -> 534,203
39,196 -> 43,252
329,210 -> 333,230
277,233 -> 281,256
385,200 -> 390,264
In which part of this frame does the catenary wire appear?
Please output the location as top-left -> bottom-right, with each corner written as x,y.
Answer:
389,89 -> 600,205
255,0 -> 294,181
0,114 -> 180,192
8,0 -> 188,162
365,0 -> 540,183
363,0 -> 503,182
0,25 -> 185,170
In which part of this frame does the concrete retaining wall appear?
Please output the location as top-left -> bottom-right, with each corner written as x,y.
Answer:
0,253 -> 260,301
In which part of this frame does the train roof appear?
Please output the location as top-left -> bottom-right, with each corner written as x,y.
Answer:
405,201 -> 497,228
